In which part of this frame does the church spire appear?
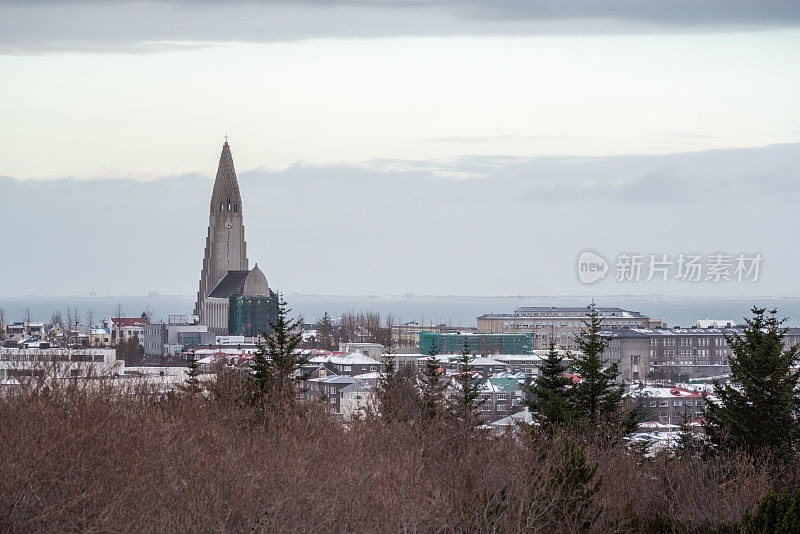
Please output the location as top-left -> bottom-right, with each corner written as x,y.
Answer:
210,141 -> 243,217
194,140 -> 249,320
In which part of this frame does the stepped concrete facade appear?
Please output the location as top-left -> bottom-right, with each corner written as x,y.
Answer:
193,141 -> 278,336
194,142 -> 249,326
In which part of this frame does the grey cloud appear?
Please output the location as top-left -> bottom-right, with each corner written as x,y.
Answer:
3,1 -> 800,54
1,143 -> 798,296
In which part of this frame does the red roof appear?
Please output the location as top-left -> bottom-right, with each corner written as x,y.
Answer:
110,317 -> 148,327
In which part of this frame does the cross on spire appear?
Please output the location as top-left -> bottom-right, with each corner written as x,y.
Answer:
224,135 -> 229,143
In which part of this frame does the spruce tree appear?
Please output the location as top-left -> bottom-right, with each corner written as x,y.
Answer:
180,350 -> 202,395
675,405 -> 703,459
450,339 -> 485,428
376,338 -> 418,422
703,307 -> 800,460
419,340 -> 447,423
250,294 -> 308,407
542,439 -> 603,530
524,342 -> 574,431
570,303 -> 638,433
315,311 -> 335,351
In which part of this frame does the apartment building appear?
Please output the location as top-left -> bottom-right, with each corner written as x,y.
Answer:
629,385 -> 710,426
0,347 -> 121,382
602,327 -> 800,382
477,306 -> 660,350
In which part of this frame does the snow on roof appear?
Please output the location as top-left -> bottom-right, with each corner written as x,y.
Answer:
468,357 -> 504,366
353,371 -> 381,380
307,375 -> 360,385
480,377 -> 522,393
630,385 -> 703,398
494,354 -> 543,361
491,409 -> 533,427
638,421 -> 681,430
310,352 -> 381,365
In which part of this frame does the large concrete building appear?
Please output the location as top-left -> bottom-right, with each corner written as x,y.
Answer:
600,326 -> 800,382
193,142 -> 277,336
477,306 -> 661,350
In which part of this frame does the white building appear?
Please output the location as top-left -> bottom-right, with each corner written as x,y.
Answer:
0,348 -> 122,383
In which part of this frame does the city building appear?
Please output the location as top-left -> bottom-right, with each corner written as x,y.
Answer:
193,142 -> 278,335
629,384 -> 710,426
601,326 -> 800,382
100,317 -> 147,345
143,315 -> 214,358
338,342 -> 385,360
302,374 -> 373,420
306,352 -> 384,377
3,322 -> 47,347
477,376 -> 525,422
203,265 -> 278,336
391,322 -> 477,348
477,306 -> 660,350
419,332 -> 532,356
0,347 -> 121,383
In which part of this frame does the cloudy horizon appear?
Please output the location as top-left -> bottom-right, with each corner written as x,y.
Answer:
1,1 -> 799,297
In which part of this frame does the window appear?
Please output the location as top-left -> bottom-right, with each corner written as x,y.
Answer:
220,201 -> 224,213
234,202 -> 238,213
227,196 -> 231,212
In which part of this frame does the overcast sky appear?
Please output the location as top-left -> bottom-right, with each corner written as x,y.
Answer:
1,1 -> 799,297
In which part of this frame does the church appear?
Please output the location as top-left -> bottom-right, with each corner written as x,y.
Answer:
194,141 -> 278,336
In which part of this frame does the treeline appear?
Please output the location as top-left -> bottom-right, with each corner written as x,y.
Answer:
4,302 -> 800,531
309,310 -> 394,350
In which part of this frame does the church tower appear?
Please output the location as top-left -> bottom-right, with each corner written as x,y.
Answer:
194,141 -> 249,322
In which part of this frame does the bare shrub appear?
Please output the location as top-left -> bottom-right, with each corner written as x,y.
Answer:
0,377 -> 794,533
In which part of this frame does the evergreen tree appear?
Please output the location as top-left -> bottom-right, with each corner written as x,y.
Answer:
376,338 -> 419,422
450,339 -> 485,428
570,303 -> 638,433
524,342 -> 574,431
250,294 -> 308,407
377,340 -> 398,418
419,340 -> 447,423
741,489 -> 800,533
315,311 -> 335,351
674,405 -> 704,459
703,307 -> 800,460
542,439 -> 603,531
180,350 -> 202,395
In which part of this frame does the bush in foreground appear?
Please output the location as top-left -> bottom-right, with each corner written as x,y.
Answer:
0,380 -> 795,533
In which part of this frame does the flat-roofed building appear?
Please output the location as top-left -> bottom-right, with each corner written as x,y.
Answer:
0,347 -> 121,383
601,327 -> 800,382
477,306 -> 660,350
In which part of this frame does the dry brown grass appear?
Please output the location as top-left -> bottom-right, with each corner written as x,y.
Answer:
0,378 -> 793,533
